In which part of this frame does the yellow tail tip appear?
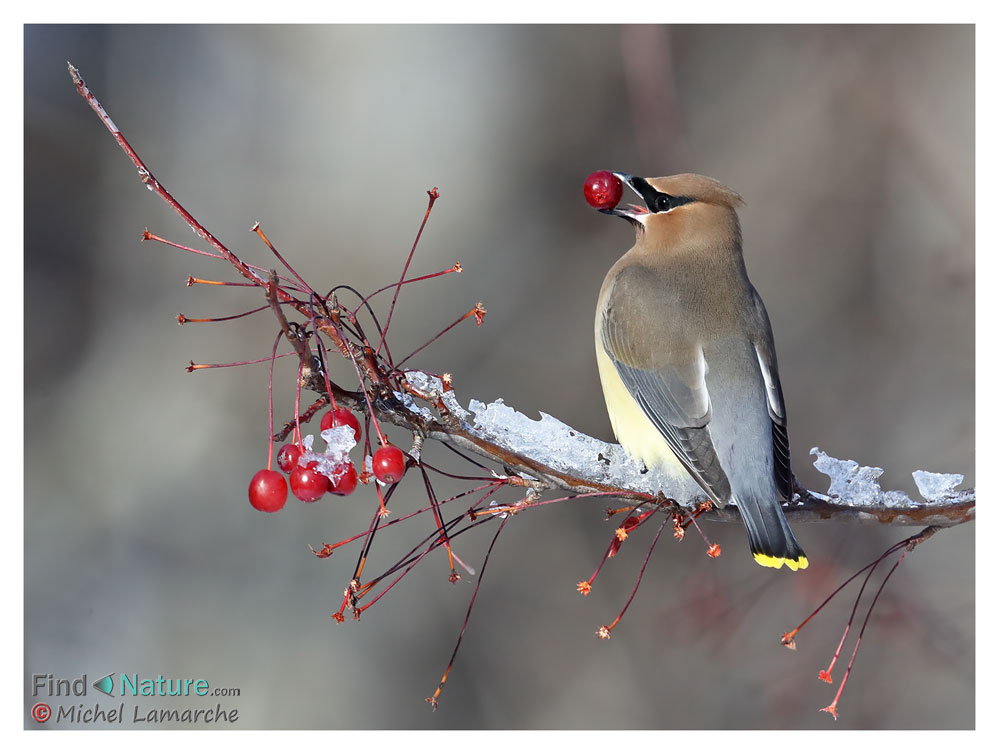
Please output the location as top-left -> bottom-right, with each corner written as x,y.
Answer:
753,552 -> 809,571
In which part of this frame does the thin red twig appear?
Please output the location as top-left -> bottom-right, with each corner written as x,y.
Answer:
427,514 -> 508,710
597,513 -> 671,638
821,550 -> 909,720
186,352 -> 295,371
352,262 -> 461,315
376,188 -> 440,357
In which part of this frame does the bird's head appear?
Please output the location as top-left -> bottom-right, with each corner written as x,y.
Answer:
599,173 -> 745,248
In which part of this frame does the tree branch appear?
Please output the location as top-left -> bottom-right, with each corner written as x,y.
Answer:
348,370 -> 975,529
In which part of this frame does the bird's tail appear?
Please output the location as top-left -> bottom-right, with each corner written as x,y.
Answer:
733,495 -> 808,571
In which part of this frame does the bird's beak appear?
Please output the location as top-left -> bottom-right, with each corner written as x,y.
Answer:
599,172 -> 652,223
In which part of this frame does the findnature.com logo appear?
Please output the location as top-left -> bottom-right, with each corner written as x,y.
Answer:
29,673 -> 242,726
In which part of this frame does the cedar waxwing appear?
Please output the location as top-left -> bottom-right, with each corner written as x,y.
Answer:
594,172 -> 808,571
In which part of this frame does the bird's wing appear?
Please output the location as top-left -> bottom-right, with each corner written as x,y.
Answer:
600,266 -> 732,505
747,285 -> 793,501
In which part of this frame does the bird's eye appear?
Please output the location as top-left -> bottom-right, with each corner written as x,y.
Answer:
653,194 -> 673,213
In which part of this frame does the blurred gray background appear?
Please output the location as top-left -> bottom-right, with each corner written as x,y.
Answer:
25,25 -> 974,729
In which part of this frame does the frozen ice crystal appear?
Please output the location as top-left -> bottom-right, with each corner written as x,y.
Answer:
392,389 -> 435,422
811,448 -> 886,506
809,448 -> 961,509
912,470 -> 964,501
467,398 -> 703,504
299,425 -> 357,482
402,370 -> 472,422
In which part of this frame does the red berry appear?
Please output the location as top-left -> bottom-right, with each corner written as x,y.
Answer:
248,469 -> 287,513
372,445 -> 407,485
583,170 -> 623,210
320,408 -> 362,442
334,408 -> 362,441
276,443 -> 302,473
289,466 -> 328,502
328,462 -> 358,496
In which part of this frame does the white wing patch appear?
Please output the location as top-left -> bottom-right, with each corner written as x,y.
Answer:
755,344 -> 784,421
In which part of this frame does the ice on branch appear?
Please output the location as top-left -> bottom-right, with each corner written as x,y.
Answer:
811,449 -> 894,506
466,397 -> 705,505
403,370 -> 471,422
397,372 -> 971,522
811,448 -> 971,509
912,470 -> 965,501
393,389 -> 436,424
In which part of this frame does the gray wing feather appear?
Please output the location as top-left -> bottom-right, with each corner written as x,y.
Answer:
749,287 -> 793,501
629,380 -> 733,505
600,293 -> 732,505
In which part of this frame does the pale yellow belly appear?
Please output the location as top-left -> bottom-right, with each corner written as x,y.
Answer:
595,343 -> 687,476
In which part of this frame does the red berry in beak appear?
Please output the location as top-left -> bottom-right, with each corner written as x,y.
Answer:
583,170 -> 623,210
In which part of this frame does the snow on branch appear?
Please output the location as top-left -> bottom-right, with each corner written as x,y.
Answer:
377,371 -> 975,529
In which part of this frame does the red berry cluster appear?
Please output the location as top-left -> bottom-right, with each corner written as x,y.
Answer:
248,406 -> 409,512
248,408 -> 360,511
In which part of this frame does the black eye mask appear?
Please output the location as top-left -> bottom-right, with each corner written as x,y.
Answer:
630,176 -> 695,214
